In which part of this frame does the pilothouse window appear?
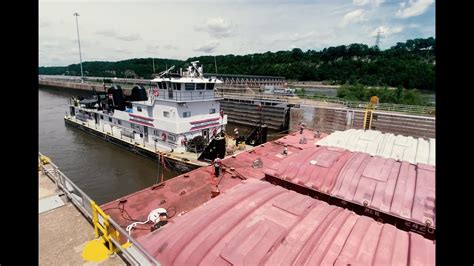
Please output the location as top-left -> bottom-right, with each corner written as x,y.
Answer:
157,82 -> 163,89
174,83 -> 181,90
196,83 -> 205,90
185,83 -> 195,90
206,83 -> 215,90
183,111 -> 191,117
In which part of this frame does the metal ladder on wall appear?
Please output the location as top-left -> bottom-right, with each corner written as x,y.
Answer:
363,96 -> 379,130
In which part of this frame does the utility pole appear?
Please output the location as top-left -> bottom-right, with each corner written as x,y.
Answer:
73,12 -> 84,81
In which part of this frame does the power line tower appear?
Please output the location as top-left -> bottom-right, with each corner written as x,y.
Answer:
374,29 -> 384,49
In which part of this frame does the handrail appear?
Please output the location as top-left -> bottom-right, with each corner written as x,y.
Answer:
38,152 -> 160,266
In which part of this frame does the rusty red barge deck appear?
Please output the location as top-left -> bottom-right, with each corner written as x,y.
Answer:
101,129 -> 435,264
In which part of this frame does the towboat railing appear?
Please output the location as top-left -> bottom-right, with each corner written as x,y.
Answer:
39,152 -> 160,266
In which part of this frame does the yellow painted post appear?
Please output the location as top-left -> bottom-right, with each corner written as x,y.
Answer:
91,201 -> 99,238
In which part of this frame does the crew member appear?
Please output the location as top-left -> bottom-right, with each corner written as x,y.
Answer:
213,157 -> 222,177
282,144 -> 288,156
314,130 -> 321,138
234,128 -> 240,146
300,123 -> 305,134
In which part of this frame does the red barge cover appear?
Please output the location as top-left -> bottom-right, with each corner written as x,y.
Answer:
101,128 -> 435,255
138,179 -> 435,266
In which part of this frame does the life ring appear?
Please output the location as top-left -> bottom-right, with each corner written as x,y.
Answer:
161,133 -> 167,141
212,128 -> 217,137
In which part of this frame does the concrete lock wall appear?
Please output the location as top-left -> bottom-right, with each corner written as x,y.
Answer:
290,105 -> 435,139
220,99 -> 287,130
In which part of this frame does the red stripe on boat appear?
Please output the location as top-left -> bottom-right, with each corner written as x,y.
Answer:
129,119 -> 154,127
190,122 -> 220,131
189,117 -> 220,124
129,113 -> 154,121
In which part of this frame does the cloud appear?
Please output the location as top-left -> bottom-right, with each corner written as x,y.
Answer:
339,9 -> 367,28
114,47 -> 132,54
95,29 -> 116,38
163,44 -> 179,50
40,20 -> 51,28
396,0 -> 434,18
116,34 -> 141,41
95,29 -> 141,41
289,31 -> 317,42
41,41 -> 59,49
193,40 -> 219,53
371,26 -> 404,37
353,0 -> 383,7
196,17 -> 233,38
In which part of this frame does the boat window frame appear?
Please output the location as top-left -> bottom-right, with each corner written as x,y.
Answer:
185,83 -> 195,91
156,82 -> 163,89
209,108 -> 216,114
206,83 -> 215,90
137,107 -> 142,112
163,111 -> 170,118
174,83 -> 181,90
196,83 -> 205,90
183,111 -> 191,118
168,134 -> 176,141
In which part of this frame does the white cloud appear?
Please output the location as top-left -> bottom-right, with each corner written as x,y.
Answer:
95,29 -> 141,41
371,26 -> 404,37
40,20 -> 51,28
289,31 -> 317,42
196,17 -> 233,38
193,40 -> 219,53
114,47 -> 132,54
396,0 -> 434,18
339,9 -> 367,28
95,29 -> 116,38
116,34 -> 141,41
163,44 -> 179,50
353,0 -> 383,7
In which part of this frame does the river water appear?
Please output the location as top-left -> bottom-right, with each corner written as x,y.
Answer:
39,87 -> 179,204
39,86 -> 282,204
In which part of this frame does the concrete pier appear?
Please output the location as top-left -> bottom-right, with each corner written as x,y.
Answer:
39,165 -> 125,265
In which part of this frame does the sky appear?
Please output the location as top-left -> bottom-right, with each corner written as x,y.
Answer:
39,0 -> 435,67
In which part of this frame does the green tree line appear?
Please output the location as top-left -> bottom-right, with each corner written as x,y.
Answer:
39,37 -> 435,91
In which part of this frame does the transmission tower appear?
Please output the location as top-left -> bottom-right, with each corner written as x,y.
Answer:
374,29 -> 384,48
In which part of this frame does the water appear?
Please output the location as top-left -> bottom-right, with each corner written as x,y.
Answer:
39,87 -> 179,205
39,86 -> 284,205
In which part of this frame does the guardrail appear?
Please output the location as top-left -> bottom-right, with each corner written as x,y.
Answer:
296,94 -> 435,115
38,153 -> 160,266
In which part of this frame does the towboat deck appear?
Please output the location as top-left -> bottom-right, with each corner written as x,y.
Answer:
65,115 -> 208,167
